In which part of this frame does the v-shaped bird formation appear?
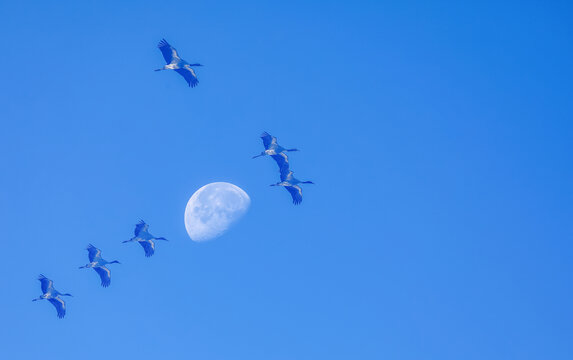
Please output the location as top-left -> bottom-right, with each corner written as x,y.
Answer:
34,40 -> 313,319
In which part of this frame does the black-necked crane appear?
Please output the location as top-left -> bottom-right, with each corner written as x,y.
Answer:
32,274 -> 72,319
253,132 -> 299,166
79,244 -> 120,288
155,39 -> 203,87
271,169 -> 314,205
123,220 -> 168,257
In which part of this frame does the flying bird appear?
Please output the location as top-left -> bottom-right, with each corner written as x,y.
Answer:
271,169 -> 314,205
155,39 -> 203,87
253,132 -> 299,172
32,275 -> 72,319
253,131 -> 299,160
79,244 -> 120,287
123,220 -> 168,257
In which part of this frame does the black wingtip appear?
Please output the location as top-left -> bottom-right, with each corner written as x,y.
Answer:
158,38 -> 169,47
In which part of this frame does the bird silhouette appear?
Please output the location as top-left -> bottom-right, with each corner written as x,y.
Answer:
32,275 -> 72,319
155,39 -> 203,87
123,220 -> 168,257
271,169 -> 314,205
79,244 -> 120,287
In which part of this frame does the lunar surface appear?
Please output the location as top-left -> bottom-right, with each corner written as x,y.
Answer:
184,182 -> 250,242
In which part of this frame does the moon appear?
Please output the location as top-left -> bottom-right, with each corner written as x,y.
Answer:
184,182 -> 251,242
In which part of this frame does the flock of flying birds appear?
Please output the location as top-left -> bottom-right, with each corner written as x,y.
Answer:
34,221 -> 167,318
33,39 -> 313,318
253,132 -> 314,205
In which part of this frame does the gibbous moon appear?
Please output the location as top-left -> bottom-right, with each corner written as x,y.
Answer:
184,182 -> 250,242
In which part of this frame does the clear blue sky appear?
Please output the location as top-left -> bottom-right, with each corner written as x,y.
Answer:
0,1 -> 572,359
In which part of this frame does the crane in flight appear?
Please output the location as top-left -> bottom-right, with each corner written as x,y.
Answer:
79,244 -> 120,288
271,169 -> 314,205
123,220 -> 168,257
32,275 -> 72,319
155,39 -> 203,87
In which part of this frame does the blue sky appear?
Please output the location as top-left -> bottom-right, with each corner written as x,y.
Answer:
0,0 -> 572,359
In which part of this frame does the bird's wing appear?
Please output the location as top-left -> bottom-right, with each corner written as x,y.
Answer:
283,170 -> 294,182
260,132 -> 277,149
38,275 -> 53,294
157,39 -> 180,64
138,240 -> 155,257
48,297 -> 66,319
87,244 -> 102,262
271,153 -> 291,180
175,67 -> 199,88
94,267 -> 111,288
285,185 -> 303,205
134,221 -> 148,236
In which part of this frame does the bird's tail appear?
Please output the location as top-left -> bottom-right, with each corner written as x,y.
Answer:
122,237 -> 135,243
32,297 -> 41,302
252,152 -> 265,159
154,68 -> 163,72
155,237 -> 168,241
79,265 -> 86,269
287,148 -> 299,152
